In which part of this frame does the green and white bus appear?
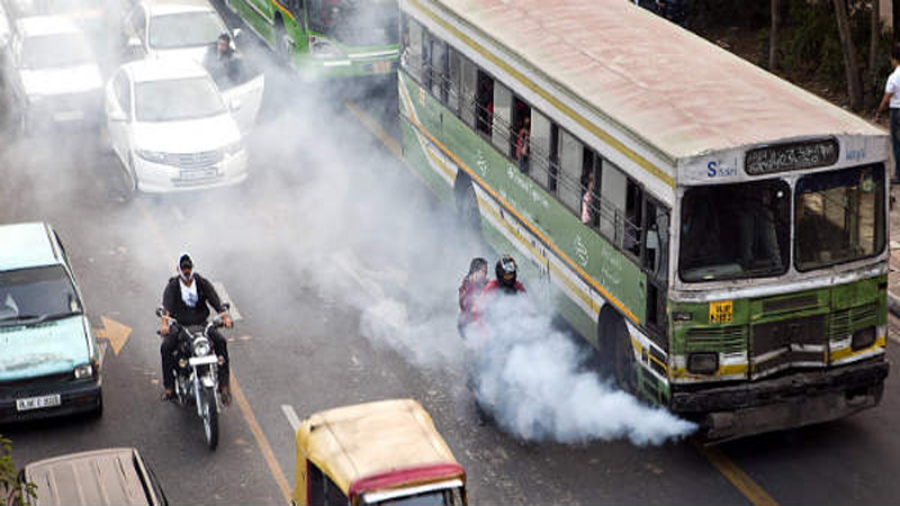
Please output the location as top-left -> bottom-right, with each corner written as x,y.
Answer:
224,0 -> 398,80
398,0 -> 890,441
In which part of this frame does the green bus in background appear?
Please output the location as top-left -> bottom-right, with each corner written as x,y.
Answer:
224,0 -> 398,80
399,0 -> 890,442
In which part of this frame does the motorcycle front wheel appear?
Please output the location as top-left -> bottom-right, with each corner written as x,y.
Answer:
201,386 -> 219,450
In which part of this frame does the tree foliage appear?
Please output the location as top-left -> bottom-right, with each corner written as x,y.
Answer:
0,435 -> 34,506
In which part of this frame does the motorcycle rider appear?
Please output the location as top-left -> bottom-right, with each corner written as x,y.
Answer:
482,255 -> 526,297
159,254 -> 233,404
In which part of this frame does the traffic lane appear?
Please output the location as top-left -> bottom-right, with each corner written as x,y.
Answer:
137,114 -> 752,505
0,133 -> 283,505
716,325 -> 900,506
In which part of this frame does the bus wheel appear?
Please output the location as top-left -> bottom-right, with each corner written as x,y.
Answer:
600,309 -> 636,393
454,172 -> 481,236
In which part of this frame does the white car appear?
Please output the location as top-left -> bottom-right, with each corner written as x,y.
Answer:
105,58 -> 263,192
121,0 -> 239,64
1,15 -> 103,133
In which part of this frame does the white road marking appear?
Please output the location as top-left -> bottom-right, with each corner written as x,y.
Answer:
281,404 -> 301,433
213,281 -> 243,321
98,341 -> 108,366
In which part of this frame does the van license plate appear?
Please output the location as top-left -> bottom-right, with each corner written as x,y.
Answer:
16,394 -> 61,412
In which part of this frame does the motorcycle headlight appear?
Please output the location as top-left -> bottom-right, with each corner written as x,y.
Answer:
310,38 -> 346,59
74,363 -> 93,380
193,337 -> 211,357
222,140 -> 243,156
136,149 -> 167,164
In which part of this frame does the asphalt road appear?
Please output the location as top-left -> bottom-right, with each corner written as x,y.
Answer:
3,8 -> 900,506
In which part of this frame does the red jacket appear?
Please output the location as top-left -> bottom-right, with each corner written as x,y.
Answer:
470,280 -> 526,325
458,277 -> 486,329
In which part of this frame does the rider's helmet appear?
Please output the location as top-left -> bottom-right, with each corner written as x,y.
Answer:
496,255 -> 517,288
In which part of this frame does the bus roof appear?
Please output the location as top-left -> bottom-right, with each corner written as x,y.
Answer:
422,0 -> 884,162
296,399 -> 463,497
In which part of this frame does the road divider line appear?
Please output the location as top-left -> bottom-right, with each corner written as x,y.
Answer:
696,444 -> 778,506
281,404 -> 302,433
136,198 -> 291,504
345,96 -> 781,506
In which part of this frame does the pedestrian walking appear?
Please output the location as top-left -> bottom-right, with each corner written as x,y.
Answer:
875,44 -> 900,183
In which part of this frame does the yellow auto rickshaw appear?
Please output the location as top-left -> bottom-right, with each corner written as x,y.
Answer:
292,398 -> 468,506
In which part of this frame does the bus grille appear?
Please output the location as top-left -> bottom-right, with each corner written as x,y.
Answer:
751,315 -> 827,378
828,304 -> 878,341
685,326 -> 746,353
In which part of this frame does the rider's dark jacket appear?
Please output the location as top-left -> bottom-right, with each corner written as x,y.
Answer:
162,274 -> 224,326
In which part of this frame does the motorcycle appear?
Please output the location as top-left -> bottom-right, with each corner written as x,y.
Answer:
156,304 -> 230,450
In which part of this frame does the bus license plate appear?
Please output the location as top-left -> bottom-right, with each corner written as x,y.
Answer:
709,300 -> 733,324
16,394 -> 61,412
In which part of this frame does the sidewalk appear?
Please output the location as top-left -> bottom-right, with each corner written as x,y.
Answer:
887,187 -> 900,320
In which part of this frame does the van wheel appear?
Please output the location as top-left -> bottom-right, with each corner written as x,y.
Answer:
89,389 -> 103,419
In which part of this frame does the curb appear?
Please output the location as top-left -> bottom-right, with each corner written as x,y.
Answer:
889,292 -> 900,318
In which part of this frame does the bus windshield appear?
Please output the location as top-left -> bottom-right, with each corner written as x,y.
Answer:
309,0 -> 398,47
679,179 -> 791,282
795,164 -> 885,271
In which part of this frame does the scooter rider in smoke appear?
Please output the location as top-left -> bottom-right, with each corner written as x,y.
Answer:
483,255 -> 526,297
203,33 -> 241,87
458,257 -> 488,336
159,254 -> 233,404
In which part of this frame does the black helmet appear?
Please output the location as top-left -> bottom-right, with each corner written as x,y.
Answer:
496,255 -> 517,287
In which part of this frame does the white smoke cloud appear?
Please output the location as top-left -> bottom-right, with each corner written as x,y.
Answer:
468,294 -> 696,445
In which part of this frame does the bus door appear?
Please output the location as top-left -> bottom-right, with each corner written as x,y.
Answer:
641,197 -> 669,343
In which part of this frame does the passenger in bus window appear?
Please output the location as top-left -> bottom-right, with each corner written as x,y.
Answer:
581,170 -> 595,225
516,117 -> 530,173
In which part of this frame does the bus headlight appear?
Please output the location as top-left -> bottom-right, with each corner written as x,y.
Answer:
687,352 -> 718,375
851,327 -> 876,351
74,364 -> 93,380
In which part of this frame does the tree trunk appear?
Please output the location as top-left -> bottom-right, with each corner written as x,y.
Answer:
894,0 -> 900,45
834,0 -> 865,111
869,0 -> 881,109
770,0 -> 780,70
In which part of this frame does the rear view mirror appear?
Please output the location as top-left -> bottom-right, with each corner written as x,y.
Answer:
222,302 -> 231,311
155,307 -> 165,318
232,28 -> 242,41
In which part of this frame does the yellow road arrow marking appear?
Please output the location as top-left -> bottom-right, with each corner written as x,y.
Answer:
94,316 -> 132,356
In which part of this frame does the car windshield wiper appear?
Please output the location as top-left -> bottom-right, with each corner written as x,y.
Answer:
0,314 -> 45,325
43,311 -> 83,322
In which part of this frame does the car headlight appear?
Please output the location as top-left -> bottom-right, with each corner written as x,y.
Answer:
687,352 -> 718,375
222,140 -> 243,156
851,327 -> 876,351
136,149 -> 167,164
310,38 -> 346,59
74,364 -> 93,380
193,337 -> 211,357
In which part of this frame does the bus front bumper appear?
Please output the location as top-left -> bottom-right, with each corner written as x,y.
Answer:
671,360 -> 889,442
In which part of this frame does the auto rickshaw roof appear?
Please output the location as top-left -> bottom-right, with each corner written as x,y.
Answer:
296,399 -> 464,496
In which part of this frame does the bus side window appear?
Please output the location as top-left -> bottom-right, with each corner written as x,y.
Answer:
530,109 -> 552,189
557,129 -> 584,213
625,179 -> 644,257
447,48 -> 461,113
406,16 -> 424,82
600,160 -> 627,245
491,80 -> 512,154
459,55 -> 477,129
430,37 -> 447,102
475,70 -> 494,136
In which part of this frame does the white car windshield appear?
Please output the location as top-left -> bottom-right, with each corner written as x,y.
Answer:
135,77 -> 225,122
20,32 -> 92,69
148,11 -> 225,49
